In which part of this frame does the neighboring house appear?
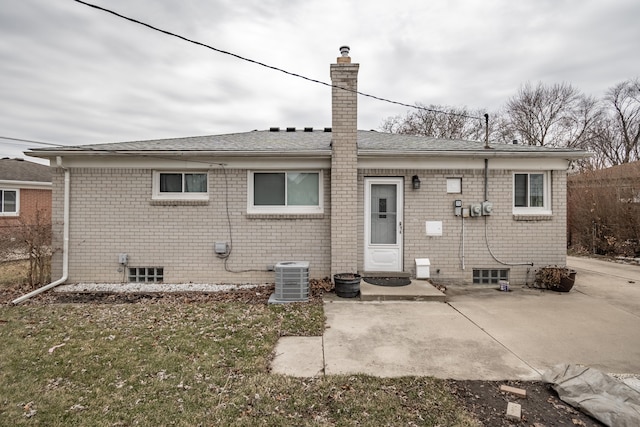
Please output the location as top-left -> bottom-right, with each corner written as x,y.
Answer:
26,49 -> 588,286
0,158 -> 52,236
567,161 -> 640,255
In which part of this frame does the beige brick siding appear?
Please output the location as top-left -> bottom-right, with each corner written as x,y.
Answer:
359,168 -> 567,285
50,168 -> 331,283
330,62 -> 359,277
50,165 -> 568,285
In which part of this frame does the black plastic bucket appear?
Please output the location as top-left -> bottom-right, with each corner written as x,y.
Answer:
334,273 -> 361,298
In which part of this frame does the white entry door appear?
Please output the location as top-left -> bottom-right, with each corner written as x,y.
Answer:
364,177 -> 403,272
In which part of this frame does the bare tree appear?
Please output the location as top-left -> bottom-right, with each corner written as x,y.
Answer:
20,208 -> 52,286
591,78 -> 640,166
503,82 -> 600,148
380,104 -> 488,141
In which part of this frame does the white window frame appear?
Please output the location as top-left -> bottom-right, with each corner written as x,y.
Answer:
0,188 -> 19,216
152,171 -> 209,201
247,170 -> 324,214
512,171 -> 551,215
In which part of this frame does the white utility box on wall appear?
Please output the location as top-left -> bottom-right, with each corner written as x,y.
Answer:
425,221 -> 443,236
415,258 -> 431,279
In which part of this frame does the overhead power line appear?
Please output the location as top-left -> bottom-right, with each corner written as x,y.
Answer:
0,136 -> 63,147
72,0 -> 481,122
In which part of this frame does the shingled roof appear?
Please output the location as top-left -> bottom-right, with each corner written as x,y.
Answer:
26,129 -> 588,159
0,158 -> 52,182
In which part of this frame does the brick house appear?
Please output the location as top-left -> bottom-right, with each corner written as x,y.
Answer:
0,158 -> 52,237
26,49 -> 588,286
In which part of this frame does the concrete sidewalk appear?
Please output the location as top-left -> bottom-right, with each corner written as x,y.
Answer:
271,258 -> 640,380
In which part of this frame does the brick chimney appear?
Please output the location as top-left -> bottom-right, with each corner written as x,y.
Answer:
330,46 -> 359,277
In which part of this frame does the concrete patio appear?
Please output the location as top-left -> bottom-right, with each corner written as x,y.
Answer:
271,256 -> 640,380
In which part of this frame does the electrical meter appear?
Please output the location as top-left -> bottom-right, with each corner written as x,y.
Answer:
454,199 -> 462,216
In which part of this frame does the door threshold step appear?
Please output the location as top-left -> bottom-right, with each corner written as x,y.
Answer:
358,279 -> 446,302
361,271 -> 411,278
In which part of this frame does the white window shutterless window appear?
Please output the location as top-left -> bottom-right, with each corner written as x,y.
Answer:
513,172 -> 551,215
248,171 -> 323,214
152,171 -> 208,200
0,189 -> 19,216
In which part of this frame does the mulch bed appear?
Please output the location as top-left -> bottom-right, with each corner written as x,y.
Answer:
0,279 -> 334,306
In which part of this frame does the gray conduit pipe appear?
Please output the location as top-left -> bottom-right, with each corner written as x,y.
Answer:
13,157 -> 69,304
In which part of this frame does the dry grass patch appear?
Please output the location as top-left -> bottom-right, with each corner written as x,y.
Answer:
0,259 -> 28,286
0,300 -> 477,426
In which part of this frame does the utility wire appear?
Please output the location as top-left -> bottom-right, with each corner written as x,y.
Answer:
72,0 -> 481,122
0,136 -> 64,147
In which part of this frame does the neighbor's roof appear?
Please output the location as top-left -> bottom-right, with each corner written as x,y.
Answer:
26,129 -> 589,159
0,158 -> 52,182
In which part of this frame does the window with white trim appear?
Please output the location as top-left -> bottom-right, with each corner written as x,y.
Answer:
248,171 -> 323,214
152,171 -> 208,200
0,189 -> 18,216
513,172 -> 551,214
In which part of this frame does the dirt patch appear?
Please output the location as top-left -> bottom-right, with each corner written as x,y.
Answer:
448,380 -> 604,426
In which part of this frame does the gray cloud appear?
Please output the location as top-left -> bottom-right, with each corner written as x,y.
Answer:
1,0 -> 639,161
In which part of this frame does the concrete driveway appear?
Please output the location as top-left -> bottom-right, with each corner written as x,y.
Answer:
271,256 -> 640,380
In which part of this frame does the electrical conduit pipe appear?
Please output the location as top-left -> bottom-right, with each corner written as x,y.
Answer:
12,157 -> 70,304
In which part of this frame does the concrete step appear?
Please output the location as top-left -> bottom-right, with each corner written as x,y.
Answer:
359,279 -> 446,302
361,271 -> 411,278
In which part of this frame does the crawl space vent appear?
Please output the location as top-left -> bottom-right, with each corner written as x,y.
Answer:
268,261 -> 310,304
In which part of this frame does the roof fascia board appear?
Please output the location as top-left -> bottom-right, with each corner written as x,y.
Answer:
0,180 -> 52,189
358,149 -> 589,160
45,156 -> 331,170
26,150 -> 331,159
359,156 -> 570,170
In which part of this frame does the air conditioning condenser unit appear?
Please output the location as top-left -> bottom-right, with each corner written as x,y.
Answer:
268,261 -> 310,304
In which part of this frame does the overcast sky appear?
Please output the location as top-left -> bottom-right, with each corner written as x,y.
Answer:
1,0 -> 639,164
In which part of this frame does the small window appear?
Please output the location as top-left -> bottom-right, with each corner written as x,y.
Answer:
153,171 -> 208,200
446,178 -> 462,194
473,269 -> 509,284
513,172 -> 550,215
248,171 -> 323,214
0,189 -> 18,216
128,267 -> 164,283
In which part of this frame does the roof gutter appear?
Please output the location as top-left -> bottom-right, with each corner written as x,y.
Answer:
12,157 -> 69,304
26,150 -> 332,159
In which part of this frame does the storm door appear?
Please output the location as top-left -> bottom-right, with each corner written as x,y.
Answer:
364,177 -> 403,272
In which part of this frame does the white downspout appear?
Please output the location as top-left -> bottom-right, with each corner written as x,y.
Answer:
12,157 -> 70,304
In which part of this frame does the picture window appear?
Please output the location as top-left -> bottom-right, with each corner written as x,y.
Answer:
248,171 -> 323,214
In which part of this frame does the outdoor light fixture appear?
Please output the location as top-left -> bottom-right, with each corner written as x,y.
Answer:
412,175 -> 421,190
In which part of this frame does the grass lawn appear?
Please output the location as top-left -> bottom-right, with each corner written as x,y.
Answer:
0,264 -> 478,426
0,259 -> 28,286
